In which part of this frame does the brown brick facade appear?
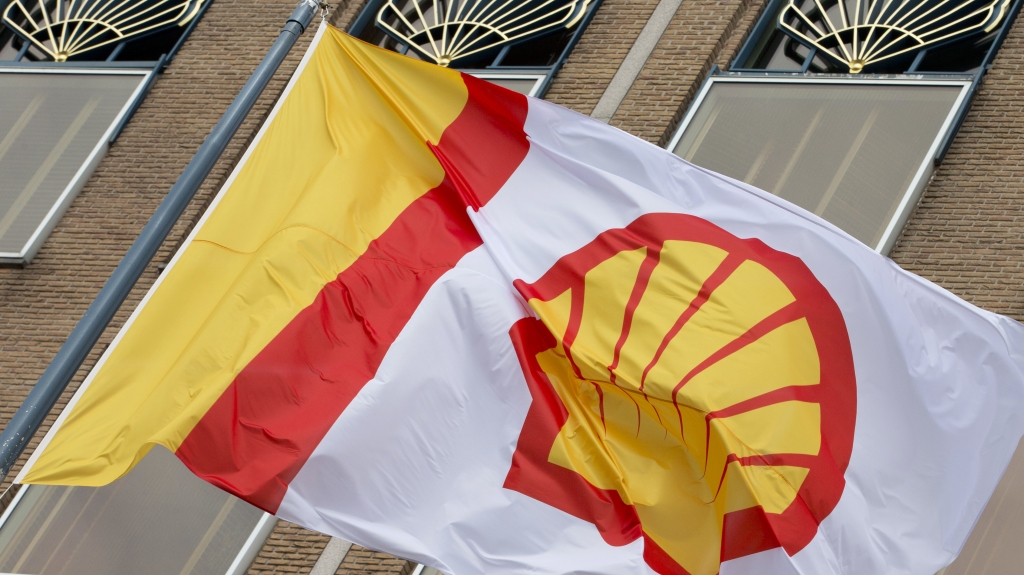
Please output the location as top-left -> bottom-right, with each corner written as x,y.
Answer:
247,521 -> 333,575
334,545 -> 417,575
542,0 -> 662,115
607,0 -> 767,145
243,518 -> 416,575
1,0 -> 1022,573
889,15 -> 1024,322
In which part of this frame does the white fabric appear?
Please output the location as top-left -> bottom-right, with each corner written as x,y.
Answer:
278,98 -> 1024,575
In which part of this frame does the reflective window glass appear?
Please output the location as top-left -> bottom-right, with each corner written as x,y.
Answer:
467,73 -> 545,96
0,447 -> 265,575
670,80 -> 965,249
0,70 -> 146,262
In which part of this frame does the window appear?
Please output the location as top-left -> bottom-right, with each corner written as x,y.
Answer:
668,0 -> 1022,254
348,0 -> 603,96
668,77 -> 969,251
0,447 -> 274,575
467,72 -> 546,97
0,0 -> 211,264
0,69 -> 151,263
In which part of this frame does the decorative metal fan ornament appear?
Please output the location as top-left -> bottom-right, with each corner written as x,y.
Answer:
376,0 -> 593,67
779,0 -> 1010,73
2,0 -> 206,62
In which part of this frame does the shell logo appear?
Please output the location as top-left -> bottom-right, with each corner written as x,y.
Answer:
504,213 -> 856,575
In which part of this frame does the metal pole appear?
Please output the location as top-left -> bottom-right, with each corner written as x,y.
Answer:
0,0 -> 322,481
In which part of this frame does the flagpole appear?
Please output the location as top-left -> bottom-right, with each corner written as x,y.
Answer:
0,0 -> 323,482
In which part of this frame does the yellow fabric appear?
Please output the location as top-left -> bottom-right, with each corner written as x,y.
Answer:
529,240 -> 822,575
21,26 -> 468,486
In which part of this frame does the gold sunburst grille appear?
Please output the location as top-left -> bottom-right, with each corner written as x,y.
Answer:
779,0 -> 1010,73
2,0 -> 206,62
375,0 -> 593,67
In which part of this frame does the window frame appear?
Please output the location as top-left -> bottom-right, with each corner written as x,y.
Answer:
0,483 -> 277,575
0,65 -> 154,265
665,74 -> 973,254
0,0 -> 211,265
463,71 -> 547,97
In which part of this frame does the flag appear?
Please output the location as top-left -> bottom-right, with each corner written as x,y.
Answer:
18,23 -> 1024,575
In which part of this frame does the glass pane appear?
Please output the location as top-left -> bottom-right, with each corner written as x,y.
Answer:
472,75 -> 542,95
943,440 -> 1024,575
671,82 -> 962,246
0,447 -> 264,575
0,72 -> 144,255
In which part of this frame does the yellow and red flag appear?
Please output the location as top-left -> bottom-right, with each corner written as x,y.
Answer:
18,24 -> 1024,575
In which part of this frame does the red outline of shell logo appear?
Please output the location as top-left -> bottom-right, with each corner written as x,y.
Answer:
504,213 -> 856,575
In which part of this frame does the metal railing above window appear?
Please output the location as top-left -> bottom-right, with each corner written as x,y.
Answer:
0,0 -> 210,64
348,0 -> 603,97
731,0 -> 1021,76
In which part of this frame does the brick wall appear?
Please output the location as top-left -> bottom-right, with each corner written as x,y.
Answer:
889,15 -> 1024,321
335,545 -> 417,575
247,521 -> 333,575
542,0 -> 662,115
608,0 -> 767,145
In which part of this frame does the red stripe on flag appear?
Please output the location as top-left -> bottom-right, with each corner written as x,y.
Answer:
176,75 -> 529,513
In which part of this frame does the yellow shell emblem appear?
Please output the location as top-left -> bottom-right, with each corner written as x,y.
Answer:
504,213 -> 856,575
